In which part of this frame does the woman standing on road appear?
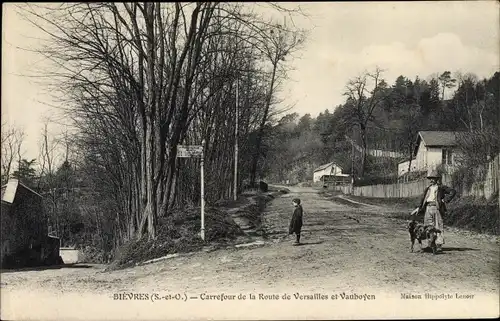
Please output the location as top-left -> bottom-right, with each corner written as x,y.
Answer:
289,198 -> 303,246
417,169 -> 456,252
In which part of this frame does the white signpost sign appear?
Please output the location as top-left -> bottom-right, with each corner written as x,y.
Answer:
177,145 -> 203,158
177,142 -> 206,241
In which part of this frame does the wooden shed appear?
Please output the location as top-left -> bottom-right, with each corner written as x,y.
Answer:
1,179 -> 61,268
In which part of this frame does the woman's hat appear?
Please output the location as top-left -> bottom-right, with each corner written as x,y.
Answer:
427,169 -> 441,179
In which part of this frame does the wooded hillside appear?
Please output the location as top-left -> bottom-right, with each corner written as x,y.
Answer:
263,70 -> 500,184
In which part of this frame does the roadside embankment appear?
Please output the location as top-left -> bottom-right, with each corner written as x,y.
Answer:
107,187 -> 289,270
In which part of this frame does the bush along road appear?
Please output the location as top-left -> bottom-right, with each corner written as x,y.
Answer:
1,186 -> 498,320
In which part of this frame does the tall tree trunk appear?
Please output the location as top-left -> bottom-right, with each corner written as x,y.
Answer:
407,144 -> 413,174
360,124 -> 367,177
250,59 -> 278,186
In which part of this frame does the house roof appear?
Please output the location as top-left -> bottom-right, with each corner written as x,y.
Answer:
419,131 -> 460,147
413,131 -> 463,156
1,179 -> 42,204
314,162 -> 344,172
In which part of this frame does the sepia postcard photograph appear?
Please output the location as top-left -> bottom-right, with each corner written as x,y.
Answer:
1,1 -> 499,320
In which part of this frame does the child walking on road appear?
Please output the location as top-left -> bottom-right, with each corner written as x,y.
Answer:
289,198 -> 303,245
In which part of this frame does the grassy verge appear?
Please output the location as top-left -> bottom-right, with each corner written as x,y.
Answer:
445,195 -> 499,235
346,195 -> 421,209
108,188 -> 289,270
330,196 -> 363,208
234,190 -> 287,233
212,195 -> 250,209
319,189 -> 419,210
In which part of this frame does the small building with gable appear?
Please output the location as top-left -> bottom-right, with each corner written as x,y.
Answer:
313,162 -> 350,184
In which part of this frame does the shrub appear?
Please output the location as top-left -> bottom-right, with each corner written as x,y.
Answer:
109,206 -> 244,269
80,245 -> 109,263
451,162 -> 488,195
398,170 -> 427,183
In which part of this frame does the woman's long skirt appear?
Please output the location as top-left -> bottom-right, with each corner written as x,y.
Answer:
424,205 -> 445,245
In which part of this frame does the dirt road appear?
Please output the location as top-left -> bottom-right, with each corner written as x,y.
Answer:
2,186 -> 499,320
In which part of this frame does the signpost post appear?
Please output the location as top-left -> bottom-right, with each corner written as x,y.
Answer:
177,141 -> 205,241
234,79 -> 239,201
200,140 -> 205,241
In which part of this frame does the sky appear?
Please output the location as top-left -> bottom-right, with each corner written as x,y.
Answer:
2,1 -> 499,162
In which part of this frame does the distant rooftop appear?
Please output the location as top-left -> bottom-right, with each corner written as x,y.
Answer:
314,161 -> 344,172
418,131 -> 462,147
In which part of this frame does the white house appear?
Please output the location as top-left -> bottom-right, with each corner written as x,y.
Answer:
313,162 -> 349,183
398,131 -> 463,176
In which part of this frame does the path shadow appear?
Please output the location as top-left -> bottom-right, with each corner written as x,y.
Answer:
331,197 -> 362,208
416,247 -> 443,254
415,247 -> 480,254
1,263 -> 94,273
304,226 -> 387,235
442,247 -> 480,252
297,241 -> 324,246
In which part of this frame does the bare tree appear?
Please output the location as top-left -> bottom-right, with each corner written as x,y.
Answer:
343,67 -> 388,176
19,2 -> 308,246
37,119 -> 63,236
20,3 -> 223,240
248,21 -> 306,186
1,122 -> 25,184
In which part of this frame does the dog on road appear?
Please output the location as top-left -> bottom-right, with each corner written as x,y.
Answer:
408,220 -> 439,254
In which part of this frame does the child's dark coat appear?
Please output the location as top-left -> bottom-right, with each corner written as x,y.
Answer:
289,204 -> 303,234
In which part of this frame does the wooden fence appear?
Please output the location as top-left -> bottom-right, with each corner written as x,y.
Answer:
465,154 -> 499,200
334,155 -> 499,200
